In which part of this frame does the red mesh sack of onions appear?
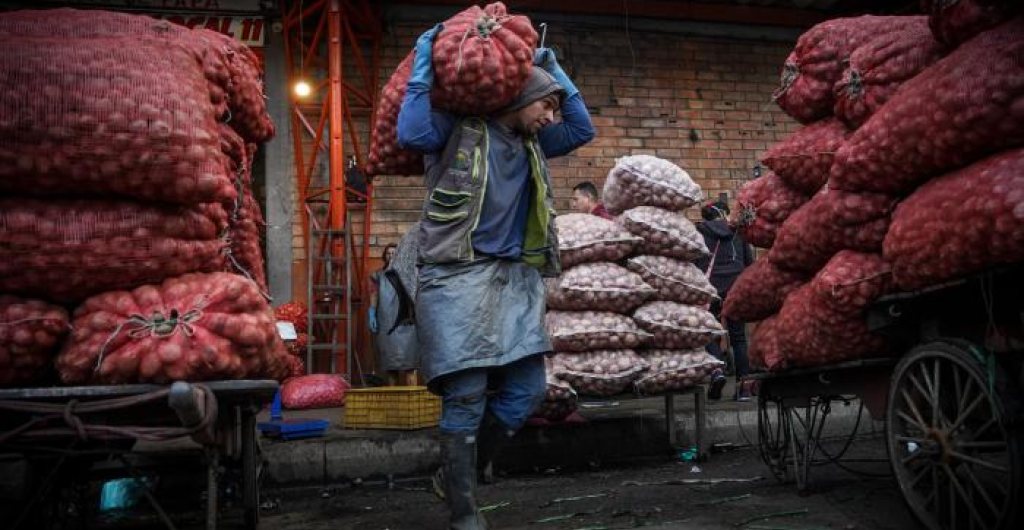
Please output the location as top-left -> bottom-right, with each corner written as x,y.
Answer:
603,155 -> 703,215
533,356 -> 578,421
545,262 -> 655,314
731,172 -> 810,248
830,19 -> 1024,195
748,315 -> 786,372
760,119 -> 849,195
56,272 -> 290,385
431,2 -> 537,114
552,349 -> 648,397
556,213 -> 642,269
545,311 -> 650,352
921,0 -> 1020,49
367,3 -> 537,176
723,258 -> 807,323
0,198 -> 229,303
620,206 -> 709,262
0,8 -> 184,38
768,189 -> 896,274
0,10 -> 274,144
0,37 -> 239,205
832,20 -> 945,129
281,374 -> 351,410
626,255 -> 718,306
775,281 -> 889,370
884,148 -> 1024,291
634,349 -> 723,394
202,30 -> 275,143
773,16 -> 923,124
812,251 -> 894,314
0,295 -> 70,387
633,301 -> 724,350
275,301 -> 309,334
366,55 -> 424,176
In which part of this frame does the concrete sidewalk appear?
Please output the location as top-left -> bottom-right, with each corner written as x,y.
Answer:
260,380 -> 883,486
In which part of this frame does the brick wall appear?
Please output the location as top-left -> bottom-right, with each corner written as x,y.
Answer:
294,18 -> 800,273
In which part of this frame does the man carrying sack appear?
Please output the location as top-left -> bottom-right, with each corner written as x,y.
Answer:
396,22 -> 595,530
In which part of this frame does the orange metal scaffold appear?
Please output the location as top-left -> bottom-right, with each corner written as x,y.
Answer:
281,0 -> 381,382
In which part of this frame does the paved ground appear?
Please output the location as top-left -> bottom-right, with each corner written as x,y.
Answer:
259,433 -> 919,530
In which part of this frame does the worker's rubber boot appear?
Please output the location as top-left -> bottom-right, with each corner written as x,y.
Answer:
438,432 -> 489,530
476,414 -> 515,485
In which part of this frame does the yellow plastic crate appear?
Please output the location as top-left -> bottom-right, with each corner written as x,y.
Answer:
344,386 -> 440,430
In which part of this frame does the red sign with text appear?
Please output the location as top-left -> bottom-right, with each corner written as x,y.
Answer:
151,14 -> 265,46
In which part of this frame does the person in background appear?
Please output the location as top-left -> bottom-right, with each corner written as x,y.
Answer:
368,243 -> 396,334
571,181 -> 613,219
396,23 -> 595,530
369,244 -> 416,386
695,200 -> 755,401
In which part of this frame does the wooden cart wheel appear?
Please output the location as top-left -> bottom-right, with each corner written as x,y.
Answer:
241,409 -> 260,530
886,341 -> 1023,530
758,392 -> 790,483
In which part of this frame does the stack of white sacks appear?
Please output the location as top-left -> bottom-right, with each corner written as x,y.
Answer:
535,155 -> 725,420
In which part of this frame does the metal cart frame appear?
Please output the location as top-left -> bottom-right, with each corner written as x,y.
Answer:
0,380 -> 278,530
750,267 -> 1024,530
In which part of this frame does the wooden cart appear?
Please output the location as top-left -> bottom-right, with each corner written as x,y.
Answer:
751,267 -> 1024,530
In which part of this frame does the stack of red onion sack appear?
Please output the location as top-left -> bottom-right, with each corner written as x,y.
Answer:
730,14 -> 1024,372
0,9 -> 286,386
366,2 -> 538,176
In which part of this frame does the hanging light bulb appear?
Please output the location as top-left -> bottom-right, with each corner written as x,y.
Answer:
294,80 -> 312,98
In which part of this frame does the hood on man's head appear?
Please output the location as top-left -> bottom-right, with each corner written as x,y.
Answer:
499,66 -> 565,114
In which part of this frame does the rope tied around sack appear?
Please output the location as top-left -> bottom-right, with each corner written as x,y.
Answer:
841,68 -> 864,98
736,205 -> 758,228
827,269 -> 893,298
93,299 -> 209,373
455,12 -> 512,74
217,163 -> 271,302
0,316 -> 72,330
771,60 -> 800,102
223,249 -> 273,302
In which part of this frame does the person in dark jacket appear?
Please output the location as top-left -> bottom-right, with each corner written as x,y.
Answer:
695,200 -> 755,401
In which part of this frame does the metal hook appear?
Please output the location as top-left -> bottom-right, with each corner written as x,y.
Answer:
539,23 -> 548,48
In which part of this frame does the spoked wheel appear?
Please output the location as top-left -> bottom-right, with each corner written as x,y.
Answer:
758,393 -> 790,483
887,341 -> 1023,530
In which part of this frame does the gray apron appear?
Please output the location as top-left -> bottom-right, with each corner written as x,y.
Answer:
416,258 -> 551,392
